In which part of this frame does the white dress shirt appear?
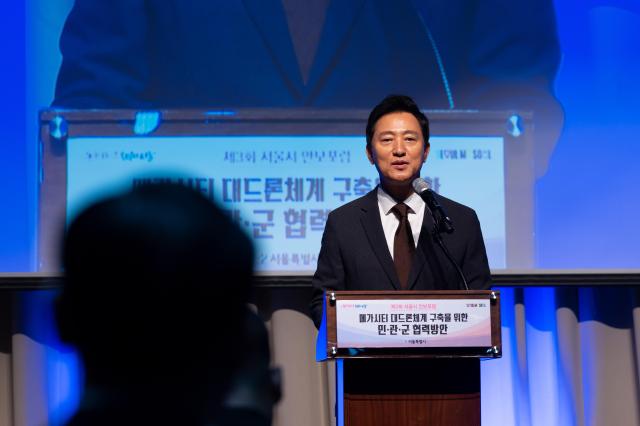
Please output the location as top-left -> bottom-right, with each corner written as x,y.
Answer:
376,186 -> 426,260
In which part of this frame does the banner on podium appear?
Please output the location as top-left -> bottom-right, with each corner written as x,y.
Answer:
336,298 -> 491,348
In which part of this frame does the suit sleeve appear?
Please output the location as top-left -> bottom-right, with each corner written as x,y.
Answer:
461,210 -> 492,290
52,0 -> 150,108
310,213 -> 345,329
464,0 -> 560,105
464,0 -> 563,176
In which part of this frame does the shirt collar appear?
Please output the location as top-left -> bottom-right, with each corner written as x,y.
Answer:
377,186 -> 424,215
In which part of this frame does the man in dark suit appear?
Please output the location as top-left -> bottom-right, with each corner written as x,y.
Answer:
52,0 -> 559,111
310,95 -> 491,327
53,0 -> 562,176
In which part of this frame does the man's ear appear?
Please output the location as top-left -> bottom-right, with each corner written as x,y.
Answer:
366,145 -> 375,165
422,144 -> 430,163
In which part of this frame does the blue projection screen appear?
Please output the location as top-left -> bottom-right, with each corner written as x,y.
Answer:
65,135 -> 506,273
39,109 -> 529,274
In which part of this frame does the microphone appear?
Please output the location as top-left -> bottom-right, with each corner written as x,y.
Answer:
411,178 -> 454,234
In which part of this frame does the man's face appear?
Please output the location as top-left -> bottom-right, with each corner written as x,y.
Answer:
366,111 -> 430,188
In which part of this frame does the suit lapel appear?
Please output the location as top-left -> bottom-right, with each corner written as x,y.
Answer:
242,0 -> 305,101
304,0 -> 367,103
242,0 -> 366,104
359,189 -> 401,290
370,0 -> 449,107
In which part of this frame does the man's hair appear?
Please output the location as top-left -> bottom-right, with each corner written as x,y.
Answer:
365,94 -> 430,149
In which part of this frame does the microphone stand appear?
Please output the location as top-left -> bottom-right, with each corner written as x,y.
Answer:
428,207 -> 469,291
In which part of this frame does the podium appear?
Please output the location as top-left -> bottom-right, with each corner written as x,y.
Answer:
317,290 -> 501,426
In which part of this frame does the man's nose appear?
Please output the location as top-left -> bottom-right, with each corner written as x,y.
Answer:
392,139 -> 406,155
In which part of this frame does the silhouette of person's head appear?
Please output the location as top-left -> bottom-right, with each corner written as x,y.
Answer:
56,183 -> 254,424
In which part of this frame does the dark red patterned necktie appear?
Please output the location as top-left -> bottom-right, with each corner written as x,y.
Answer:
391,203 -> 415,289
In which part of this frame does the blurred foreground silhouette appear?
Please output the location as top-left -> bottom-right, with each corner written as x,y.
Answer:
57,183 -> 278,425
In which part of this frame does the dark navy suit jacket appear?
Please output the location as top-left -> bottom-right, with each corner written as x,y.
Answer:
310,188 -> 491,327
53,0 -> 559,111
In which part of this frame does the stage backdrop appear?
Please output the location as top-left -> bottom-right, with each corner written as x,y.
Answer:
0,0 -> 639,425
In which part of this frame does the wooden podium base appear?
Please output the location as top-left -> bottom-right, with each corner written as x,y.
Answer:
342,358 -> 480,426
